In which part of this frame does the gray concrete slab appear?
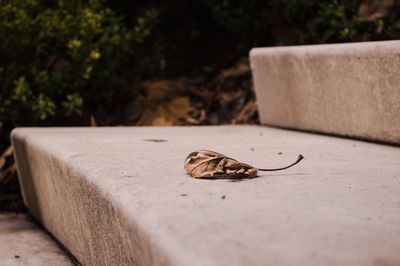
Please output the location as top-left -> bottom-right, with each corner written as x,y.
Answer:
0,212 -> 74,266
250,40 -> 400,144
11,126 -> 400,266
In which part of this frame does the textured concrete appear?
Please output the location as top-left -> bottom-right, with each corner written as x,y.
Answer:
0,212 -> 73,266
250,40 -> 400,144
11,126 -> 400,266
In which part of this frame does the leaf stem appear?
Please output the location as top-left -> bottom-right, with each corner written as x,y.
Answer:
258,155 -> 304,171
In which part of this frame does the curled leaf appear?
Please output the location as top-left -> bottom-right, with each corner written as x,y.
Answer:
184,150 -> 304,179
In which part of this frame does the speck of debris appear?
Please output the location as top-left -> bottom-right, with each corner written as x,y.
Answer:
119,175 -> 134,178
221,195 -> 226,199
14,255 -> 20,259
259,132 -> 263,136
278,152 -> 282,155
250,148 -> 254,151
180,194 -> 187,197
143,139 -> 168,143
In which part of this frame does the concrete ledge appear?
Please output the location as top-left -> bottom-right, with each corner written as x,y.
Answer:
0,213 -> 73,265
12,126 -> 400,265
250,41 -> 400,144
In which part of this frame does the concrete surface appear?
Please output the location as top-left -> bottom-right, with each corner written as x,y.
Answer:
250,40 -> 400,144
11,126 -> 400,266
0,212 -> 74,266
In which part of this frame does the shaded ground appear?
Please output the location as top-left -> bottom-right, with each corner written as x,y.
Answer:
125,58 -> 257,126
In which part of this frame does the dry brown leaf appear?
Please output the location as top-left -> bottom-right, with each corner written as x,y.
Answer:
217,58 -> 250,81
233,99 -> 258,124
90,115 -> 97,127
142,80 -> 185,102
184,150 -> 304,179
127,78 -> 201,126
358,0 -> 394,21
0,146 -> 14,184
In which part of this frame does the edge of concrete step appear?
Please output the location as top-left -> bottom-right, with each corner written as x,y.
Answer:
11,126 -> 400,266
250,40 -> 400,145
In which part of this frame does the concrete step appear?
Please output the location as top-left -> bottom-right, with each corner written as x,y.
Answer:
250,40 -> 400,144
0,212 -> 75,265
11,126 -> 400,266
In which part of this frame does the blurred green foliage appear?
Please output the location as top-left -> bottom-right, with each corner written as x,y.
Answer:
109,0 -> 399,77
205,0 -> 400,44
0,0 -> 157,149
